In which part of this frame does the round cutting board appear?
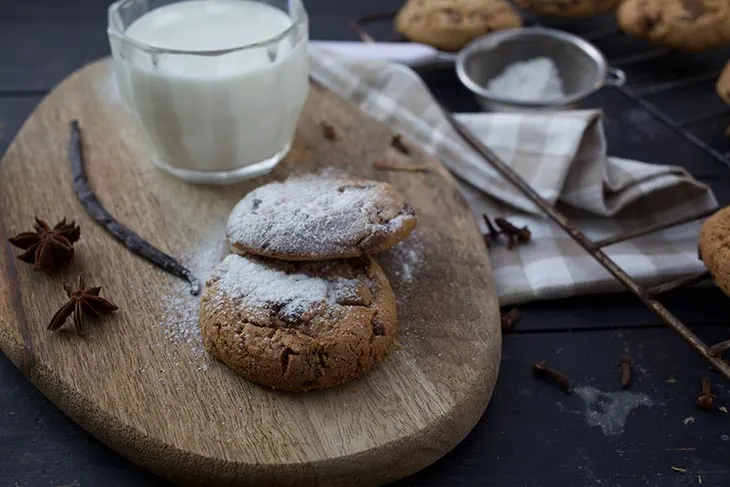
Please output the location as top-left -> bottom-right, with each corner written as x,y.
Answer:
0,59 -> 501,487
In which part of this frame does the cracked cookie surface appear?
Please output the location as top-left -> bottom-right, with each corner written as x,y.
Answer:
226,176 -> 417,261
699,206 -> 730,297
199,253 -> 397,391
395,0 -> 522,52
617,0 -> 730,51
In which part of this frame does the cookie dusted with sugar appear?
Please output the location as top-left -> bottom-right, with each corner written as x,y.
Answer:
227,176 -> 417,261
199,253 -> 397,391
395,0 -> 522,52
698,206 -> 730,297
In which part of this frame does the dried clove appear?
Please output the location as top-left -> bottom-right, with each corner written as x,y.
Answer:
390,134 -> 410,155
620,355 -> 632,389
500,307 -> 521,331
533,360 -> 571,393
482,214 -> 501,249
697,377 -> 716,410
320,121 -> 337,141
495,217 -> 531,250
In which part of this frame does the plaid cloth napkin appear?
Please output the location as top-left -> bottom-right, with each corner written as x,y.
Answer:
309,47 -> 719,306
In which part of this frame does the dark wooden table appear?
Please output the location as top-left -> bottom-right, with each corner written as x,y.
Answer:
3,1 -> 730,486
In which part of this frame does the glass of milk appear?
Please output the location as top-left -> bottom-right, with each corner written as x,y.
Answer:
107,0 -> 309,184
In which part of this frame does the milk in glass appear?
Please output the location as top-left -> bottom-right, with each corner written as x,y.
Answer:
108,0 -> 309,182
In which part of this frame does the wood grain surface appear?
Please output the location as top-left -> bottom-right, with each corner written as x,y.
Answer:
0,58 -> 501,487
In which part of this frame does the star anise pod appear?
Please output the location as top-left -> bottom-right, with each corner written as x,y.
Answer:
8,217 -> 81,272
48,274 -> 118,335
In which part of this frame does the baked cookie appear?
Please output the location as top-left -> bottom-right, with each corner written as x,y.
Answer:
617,0 -> 730,51
716,61 -> 730,103
199,253 -> 397,391
514,0 -> 621,18
699,206 -> 730,297
395,0 -> 523,52
227,176 -> 417,261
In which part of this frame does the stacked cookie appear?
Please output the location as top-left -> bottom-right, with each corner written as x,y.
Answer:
198,176 -> 417,391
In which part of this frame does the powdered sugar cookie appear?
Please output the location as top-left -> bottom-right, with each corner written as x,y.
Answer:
199,253 -> 397,391
226,176 -> 417,261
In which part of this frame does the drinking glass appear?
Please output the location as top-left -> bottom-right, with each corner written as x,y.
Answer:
107,0 -> 309,184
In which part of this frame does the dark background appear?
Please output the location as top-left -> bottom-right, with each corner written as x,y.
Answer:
3,1 -> 730,486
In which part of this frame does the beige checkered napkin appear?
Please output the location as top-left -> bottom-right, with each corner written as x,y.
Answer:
309,48 -> 719,305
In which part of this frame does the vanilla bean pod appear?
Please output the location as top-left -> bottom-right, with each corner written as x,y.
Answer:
68,120 -> 200,295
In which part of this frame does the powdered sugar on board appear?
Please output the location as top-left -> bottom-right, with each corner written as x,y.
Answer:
382,232 -> 424,285
378,231 -> 427,352
159,232 -> 227,366
226,175 -> 415,259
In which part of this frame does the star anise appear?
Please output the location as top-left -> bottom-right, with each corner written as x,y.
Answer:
8,217 -> 81,272
48,274 -> 118,335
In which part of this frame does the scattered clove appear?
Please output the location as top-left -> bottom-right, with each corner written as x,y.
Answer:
697,377 -> 716,410
482,214 -> 501,249
533,360 -> 571,393
500,307 -> 521,331
619,355 -> 632,389
495,217 -> 532,250
390,134 -> 410,155
320,121 -> 337,141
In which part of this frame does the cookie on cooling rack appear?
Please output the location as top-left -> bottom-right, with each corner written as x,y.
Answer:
226,175 -> 417,261
395,0 -> 523,52
617,0 -> 730,51
199,253 -> 397,391
513,0 -> 621,18
698,206 -> 730,297
716,61 -> 730,104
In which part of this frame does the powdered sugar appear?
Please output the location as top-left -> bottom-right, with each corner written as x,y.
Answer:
212,254 -> 330,319
487,57 -> 566,102
210,254 -> 365,319
574,386 -> 654,436
159,233 -> 227,360
382,233 -> 424,284
226,176 -> 415,259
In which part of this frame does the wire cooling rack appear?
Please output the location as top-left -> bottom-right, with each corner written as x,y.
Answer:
351,11 -> 730,379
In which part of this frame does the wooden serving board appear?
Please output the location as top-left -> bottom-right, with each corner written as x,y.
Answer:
0,59 -> 501,487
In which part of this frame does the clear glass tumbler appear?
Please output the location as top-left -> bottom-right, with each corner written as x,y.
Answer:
107,0 -> 309,184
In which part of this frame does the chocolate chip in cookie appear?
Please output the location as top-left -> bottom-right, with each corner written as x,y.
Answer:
226,175 -> 417,261
395,0 -> 522,52
199,254 -> 398,391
